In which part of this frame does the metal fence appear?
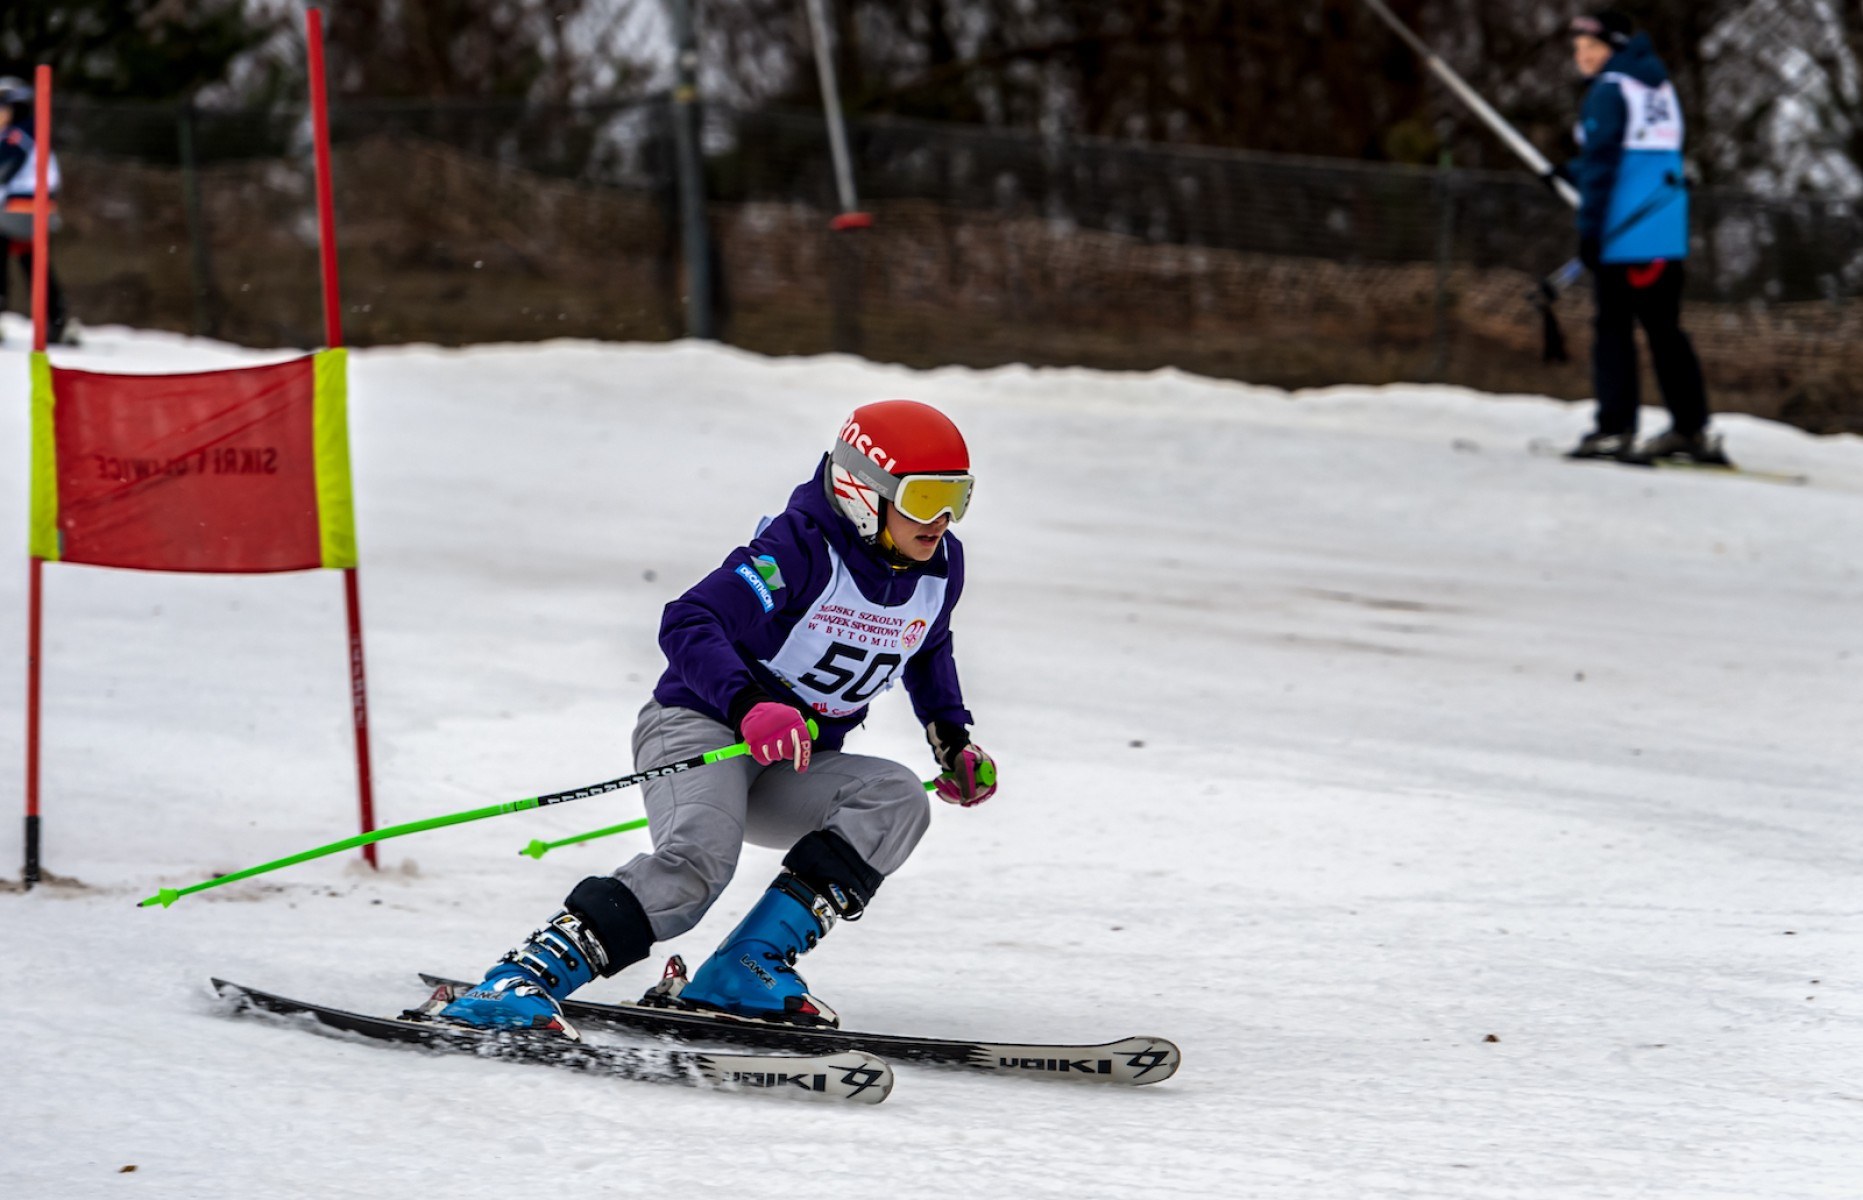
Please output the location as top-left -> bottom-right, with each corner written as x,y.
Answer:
13,96 -> 1860,433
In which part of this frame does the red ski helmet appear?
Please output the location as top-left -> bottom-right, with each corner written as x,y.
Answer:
828,400 -> 972,541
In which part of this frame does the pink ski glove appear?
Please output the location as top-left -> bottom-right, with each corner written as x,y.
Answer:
927,720 -> 996,807
741,702 -> 811,771
934,745 -> 997,806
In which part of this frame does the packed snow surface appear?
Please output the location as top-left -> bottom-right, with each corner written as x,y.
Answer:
3,321 -> 1860,1198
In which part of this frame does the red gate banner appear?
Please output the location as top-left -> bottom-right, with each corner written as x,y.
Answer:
29,350 -> 358,573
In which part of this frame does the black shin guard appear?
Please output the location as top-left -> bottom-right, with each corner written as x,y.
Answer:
564,875 -> 655,976
782,829 -> 885,920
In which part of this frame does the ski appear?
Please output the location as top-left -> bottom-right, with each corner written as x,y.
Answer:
1527,438 -> 1809,486
419,972 -> 1181,1086
212,979 -> 893,1104
1644,457 -> 1809,486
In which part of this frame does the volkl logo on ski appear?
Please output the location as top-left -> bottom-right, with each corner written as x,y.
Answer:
1123,1048 -> 1173,1079
726,1070 -> 829,1092
839,1065 -> 888,1099
998,1056 -> 1113,1075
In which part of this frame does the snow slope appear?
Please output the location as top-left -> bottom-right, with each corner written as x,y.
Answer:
3,320 -> 1860,1198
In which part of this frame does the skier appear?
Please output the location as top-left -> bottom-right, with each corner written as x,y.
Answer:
439,399 -> 997,1033
0,76 -> 73,346
1560,12 -> 1723,465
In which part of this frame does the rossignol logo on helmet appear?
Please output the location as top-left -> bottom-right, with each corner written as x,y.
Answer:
838,418 -> 898,472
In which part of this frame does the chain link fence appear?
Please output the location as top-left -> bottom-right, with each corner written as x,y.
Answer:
15,96 -> 1861,433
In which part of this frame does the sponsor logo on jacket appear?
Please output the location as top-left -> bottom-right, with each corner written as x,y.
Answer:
734,563 -> 775,612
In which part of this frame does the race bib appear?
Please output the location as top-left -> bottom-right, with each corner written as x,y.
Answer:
759,544 -> 948,718
1607,75 -> 1684,152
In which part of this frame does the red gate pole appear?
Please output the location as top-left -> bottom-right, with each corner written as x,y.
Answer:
23,64 -> 53,889
307,9 -> 378,866
29,65 -> 50,351
307,9 -> 343,349
342,566 -> 375,868
24,557 -> 43,889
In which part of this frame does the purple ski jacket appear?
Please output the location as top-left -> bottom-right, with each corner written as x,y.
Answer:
652,456 -> 972,751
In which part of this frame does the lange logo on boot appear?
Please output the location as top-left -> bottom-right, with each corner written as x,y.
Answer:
998,1056 -> 1113,1075
740,954 -> 777,989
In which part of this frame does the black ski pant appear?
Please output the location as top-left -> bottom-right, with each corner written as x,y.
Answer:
1,243 -> 70,341
1591,260 -> 1708,438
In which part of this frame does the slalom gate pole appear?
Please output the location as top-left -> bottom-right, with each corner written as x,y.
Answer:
305,7 -> 380,868
23,558 -> 43,888
306,8 -> 344,347
138,722 -> 813,909
29,65 -> 52,347
22,64 -> 53,890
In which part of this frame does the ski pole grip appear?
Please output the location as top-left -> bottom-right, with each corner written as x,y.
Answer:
704,718 -> 820,764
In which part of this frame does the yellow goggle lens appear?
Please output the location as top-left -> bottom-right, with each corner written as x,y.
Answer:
892,474 -> 973,524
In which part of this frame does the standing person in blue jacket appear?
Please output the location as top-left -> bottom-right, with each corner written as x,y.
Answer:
0,76 -> 73,346
439,399 -> 997,1035
1561,12 -> 1723,465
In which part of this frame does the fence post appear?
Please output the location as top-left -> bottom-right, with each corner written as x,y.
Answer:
176,100 -> 220,340
664,0 -> 715,341
1431,150 -> 1455,382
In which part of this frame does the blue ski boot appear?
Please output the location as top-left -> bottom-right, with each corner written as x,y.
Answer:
662,830 -> 884,1027
671,872 -> 840,1025
436,909 -> 605,1036
437,877 -> 655,1036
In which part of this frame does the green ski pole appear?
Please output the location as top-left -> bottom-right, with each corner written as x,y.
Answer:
138,721 -> 815,909
517,775 -> 982,859
519,817 -> 649,861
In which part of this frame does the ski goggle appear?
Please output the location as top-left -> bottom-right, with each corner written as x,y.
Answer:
890,473 -> 974,525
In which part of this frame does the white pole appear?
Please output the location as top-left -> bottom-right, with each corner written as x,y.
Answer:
804,0 -> 860,213
1358,0 -> 1580,209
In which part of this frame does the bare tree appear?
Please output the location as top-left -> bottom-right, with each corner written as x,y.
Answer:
322,0 -> 656,104
694,0 -> 1863,196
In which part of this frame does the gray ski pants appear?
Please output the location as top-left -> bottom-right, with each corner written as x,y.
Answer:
612,701 -> 931,940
